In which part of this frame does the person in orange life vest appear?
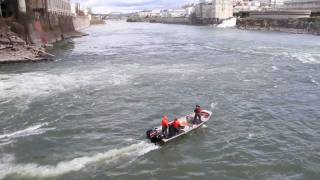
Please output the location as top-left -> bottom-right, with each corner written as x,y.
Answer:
193,105 -> 202,124
173,118 -> 182,135
161,115 -> 169,138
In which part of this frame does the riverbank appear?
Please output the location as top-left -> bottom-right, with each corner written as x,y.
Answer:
0,28 -> 87,64
0,45 -> 50,64
127,16 -> 191,25
0,18 -> 47,63
90,16 -> 106,25
237,17 -> 320,36
0,15 -> 89,64
127,15 -> 320,36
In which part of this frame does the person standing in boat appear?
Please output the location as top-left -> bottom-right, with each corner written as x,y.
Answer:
173,118 -> 182,135
193,105 -> 202,124
161,115 -> 169,138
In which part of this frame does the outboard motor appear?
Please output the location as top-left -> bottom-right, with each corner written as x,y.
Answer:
146,128 -> 163,143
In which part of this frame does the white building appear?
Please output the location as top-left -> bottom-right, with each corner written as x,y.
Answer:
283,0 -> 320,12
84,8 -> 92,20
29,0 -> 72,16
256,0 -> 271,6
71,3 -> 76,16
212,0 -> 233,19
270,0 -> 284,8
47,0 -> 72,15
195,3 -> 213,19
194,0 -> 233,20
239,0 -> 283,8
233,0 -> 244,6
151,9 -> 161,17
170,9 -> 187,17
234,0 -> 262,12
18,0 -> 26,12
160,9 -> 168,18
138,10 -> 152,18
161,9 -> 186,18
195,3 -> 214,18
183,4 -> 196,17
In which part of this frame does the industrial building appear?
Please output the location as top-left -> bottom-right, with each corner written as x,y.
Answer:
28,0 -> 72,16
195,0 -> 233,21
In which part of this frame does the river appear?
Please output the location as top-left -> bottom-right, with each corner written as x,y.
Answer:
0,21 -> 320,180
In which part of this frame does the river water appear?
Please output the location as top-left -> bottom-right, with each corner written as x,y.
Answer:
0,21 -> 320,180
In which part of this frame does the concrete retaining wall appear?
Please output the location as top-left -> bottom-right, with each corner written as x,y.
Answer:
29,14 -> 76,44
249,10 -> 311,19
28,13 -> 90,45
73,16 -> 90,31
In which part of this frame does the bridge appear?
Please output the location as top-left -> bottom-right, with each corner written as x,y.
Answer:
91,13 -> 132,20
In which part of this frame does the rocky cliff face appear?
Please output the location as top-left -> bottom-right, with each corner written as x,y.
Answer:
0,14 -> 86,63
237,17 -> 320,35
0,17 -> 47,63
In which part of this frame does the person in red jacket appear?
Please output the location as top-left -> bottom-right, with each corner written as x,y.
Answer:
161,115 -> 169,138
173,118 -> 182,135
193,105 -> 202,124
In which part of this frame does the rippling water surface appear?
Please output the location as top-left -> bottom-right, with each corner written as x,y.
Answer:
1,21 -> 320,180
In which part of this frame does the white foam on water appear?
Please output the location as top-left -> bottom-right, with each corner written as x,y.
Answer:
271,66 -> 279,71
210,102 -> 218,111
0,67 -> 131,101
290,52 -> 320,64
133,63 -> 202,74
203,46 -> 225,52
0,62 -> 204,102
309,75 -> 320,87
0,154 -> 15,169
217,17 -> 237,28
108,72 -> 131,86
0,141 -> 158,179
125,138 -> 135,142
0,140 -> 13,147
0,123 -> 51,140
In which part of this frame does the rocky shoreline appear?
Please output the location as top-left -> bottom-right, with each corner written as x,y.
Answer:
127,15 -> 320,36
0,18 -> 88,64
0,23 -> 46,64
0,45 -> 51,64
237,17 -> 320,36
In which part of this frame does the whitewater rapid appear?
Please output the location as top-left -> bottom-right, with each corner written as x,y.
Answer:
217,17 -> 237,28
0,141 -> 158,179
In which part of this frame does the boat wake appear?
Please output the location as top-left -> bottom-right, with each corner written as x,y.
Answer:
309,75 -> 320,87
210,102 -> 218,111
0,123 -> 53,141
0,141 -> 158,179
